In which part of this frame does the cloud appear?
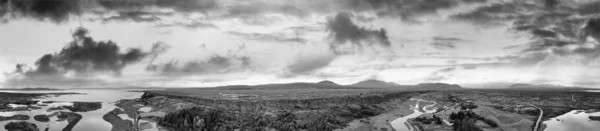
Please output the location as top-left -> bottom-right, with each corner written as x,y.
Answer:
577,1 -> 600,15
0,0 -> 491,25
287,54 -> 336,74
155,21 -> 217,29
228,31 -> 307,43
531,29 -> 557,38
102,11 -> 162,23
450,2 -> 529,25
4,27 -> 165,86
581,18 -> 600,41
0,0 -> 81,23
326,12 -> 391,54
338,0 -> 486,22
425,67 -> 457,81
0,0 -> 217,23
146,55 -> 252,76
430,42 -> 456,49
429,36 -> 465,49
96,0 -> 219,13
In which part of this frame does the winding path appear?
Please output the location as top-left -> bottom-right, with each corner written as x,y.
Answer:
527,103 -> 543,131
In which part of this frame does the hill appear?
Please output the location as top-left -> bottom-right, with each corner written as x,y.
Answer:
349,79 -> 400,88
414,83 -> 462,90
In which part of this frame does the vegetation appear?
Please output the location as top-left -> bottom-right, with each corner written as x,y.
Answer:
62,102 -> 102,112
103,108 -> 134,131
449,110 -> 498,131
34,115 -> 50,122
0,115 -> 30,121
414,115 -> 443,125
4,121 -> 38,131
158,103 -> 388,131
460,102 -> 478,110
590,116 -> 600,121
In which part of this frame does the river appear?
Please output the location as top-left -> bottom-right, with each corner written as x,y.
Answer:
390,98 -> 438,131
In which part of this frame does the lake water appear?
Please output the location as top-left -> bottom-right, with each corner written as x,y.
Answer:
542,110 -> 600,131
390,99 -> 438,131
0,89 -> 158,131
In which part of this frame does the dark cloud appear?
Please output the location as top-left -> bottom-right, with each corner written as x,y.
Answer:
429,36 -> 465,49
146,55 -> 251,76
287,55 -> 336,74
451,2 -> 537,25
96,0 -> 219,13
326,12 -> 391,54
0,0 -> 217,23
452,1 -> 600,67
155,21 -> 217,29
0,0 -> 81,23
581,18 -> 600,41
338,0 -> 486,22
228,31 -> 307,43
432,36 -> 464,41
577,1 -> 600,15
103,11 -> 162,23
430,42 -> 456,49
551,45 -> 600,64
531,29 -> 557,38
5,27 -> 165,86
223,2 -> 307,21
32,27 -> 148,75
0,0 -> 489,24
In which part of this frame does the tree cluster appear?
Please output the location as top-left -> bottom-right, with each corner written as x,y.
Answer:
449,110 -> 498,131
414,115 -> 443,125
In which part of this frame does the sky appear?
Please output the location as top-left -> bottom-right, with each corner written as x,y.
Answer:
1,0 -> 600,88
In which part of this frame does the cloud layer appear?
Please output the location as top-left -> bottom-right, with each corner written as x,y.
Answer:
2,0 -> 600,88
4,27 -> 164,86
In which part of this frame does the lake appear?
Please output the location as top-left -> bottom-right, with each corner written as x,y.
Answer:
0,89 -> 158,131
542,110 -> 600,131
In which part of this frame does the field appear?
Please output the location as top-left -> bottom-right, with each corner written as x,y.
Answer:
135,84 -> 600,131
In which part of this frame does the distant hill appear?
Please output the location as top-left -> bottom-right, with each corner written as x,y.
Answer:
317,80 -> 339,86
21,87 -> 62,90
508,83 -> 590,90
0,87 -> 63,91
415,83 -> 462,90
349,79 -> 400,88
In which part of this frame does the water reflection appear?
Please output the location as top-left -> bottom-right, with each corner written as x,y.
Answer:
0,90 -> 158,131
542,110 -> 600,131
